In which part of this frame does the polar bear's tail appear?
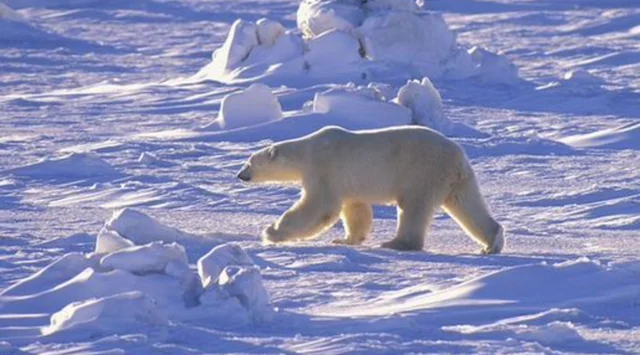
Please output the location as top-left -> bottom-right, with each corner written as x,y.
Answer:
442,163 -> 504,254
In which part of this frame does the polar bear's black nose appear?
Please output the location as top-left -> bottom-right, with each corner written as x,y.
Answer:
237,165 -> 252,182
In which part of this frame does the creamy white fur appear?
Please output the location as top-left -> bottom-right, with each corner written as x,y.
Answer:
239,126 -> 504,253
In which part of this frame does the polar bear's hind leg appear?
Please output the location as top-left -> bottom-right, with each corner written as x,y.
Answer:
381,196 -> 437,251
442,174 -> 504,254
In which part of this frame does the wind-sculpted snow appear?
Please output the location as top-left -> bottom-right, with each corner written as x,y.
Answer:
1,0 -> 640,353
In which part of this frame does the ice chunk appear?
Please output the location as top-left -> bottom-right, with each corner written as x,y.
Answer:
100,241 -> 188,275
138,151 -> 159,164
243,32 -> 305,68
206,83 -> 283,130
94,228 -> 135,254
312,86 -> 411,127
297,0 -> 365,38
305,30 -> 362,66
211,19 -> 259,70
394,77 -> 451,133
219,265 -> 272,321
105,208 -> 193,244
42,291 -> 168,336
354,12 -> 455,69
256,18 -> 285,46
197,243 -> 254,288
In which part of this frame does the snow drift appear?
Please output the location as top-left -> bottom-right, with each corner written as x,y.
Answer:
320,258 -> 640,327
560,122 -> 640,150
3,152 -> 120,180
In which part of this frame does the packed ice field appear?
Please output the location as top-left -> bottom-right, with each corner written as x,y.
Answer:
1,0 -> 639,354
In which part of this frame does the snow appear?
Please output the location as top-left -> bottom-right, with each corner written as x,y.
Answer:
203,83 -> 283,130
297,0 -> 365,38
42,291 -> 169,337
104,208 -> 197,244
99,241 -> 188,274
197,243 -> 254,288
94,228 -> 135,254
394,77 -> 451,133
256,18 -> 285,46
311,85 -> 412,127
3,152 -> 120,180
198,0 -> 519,85
305,30 -> 363,66
218,265 -> 272,322
354,11 -> 456,70
560,122 -> 640,150
1,0 -> 640,353
211,19 -> 259,72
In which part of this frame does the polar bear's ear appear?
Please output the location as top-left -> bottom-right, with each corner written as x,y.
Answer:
268,146 -> 278,160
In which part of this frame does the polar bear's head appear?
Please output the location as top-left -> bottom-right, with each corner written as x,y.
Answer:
237,144 -> 301,183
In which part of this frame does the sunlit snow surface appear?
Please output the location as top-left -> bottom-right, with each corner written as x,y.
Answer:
1,0 -> 640,354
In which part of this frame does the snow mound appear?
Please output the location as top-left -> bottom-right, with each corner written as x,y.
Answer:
203,83 -> 283,131
100,241 -> 188,275
394,77 -> 451,133
198,243 -> 254,288
181,83 -> 485,141
42,291 -> 168,336
0,234 -> 273,338
3,152 -> 120,180
1,216 -> 272,340
559,122 -> 640,150
312,85 -> 411,127
104,208 -> 196,244
198,1 -> 519,86
466,46 -> 520,85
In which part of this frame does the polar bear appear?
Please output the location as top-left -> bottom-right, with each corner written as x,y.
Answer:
237,126 -> 504,253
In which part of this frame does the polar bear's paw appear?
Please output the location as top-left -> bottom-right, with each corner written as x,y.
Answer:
380,238 -> 423,251
261,224 -> 290,243
481,225 -> 504,254
332,235 -> 365,246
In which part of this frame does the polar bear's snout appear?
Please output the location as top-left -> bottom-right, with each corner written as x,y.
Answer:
237,164 -> 252,182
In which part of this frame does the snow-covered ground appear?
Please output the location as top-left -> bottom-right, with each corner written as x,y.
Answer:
1,0 -> 639,353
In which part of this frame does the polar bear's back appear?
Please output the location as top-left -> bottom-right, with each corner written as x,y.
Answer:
301,126 -> 467,202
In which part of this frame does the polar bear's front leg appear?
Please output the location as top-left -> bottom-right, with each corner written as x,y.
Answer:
262,189 -> 342,243
333,202 -> 372,245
